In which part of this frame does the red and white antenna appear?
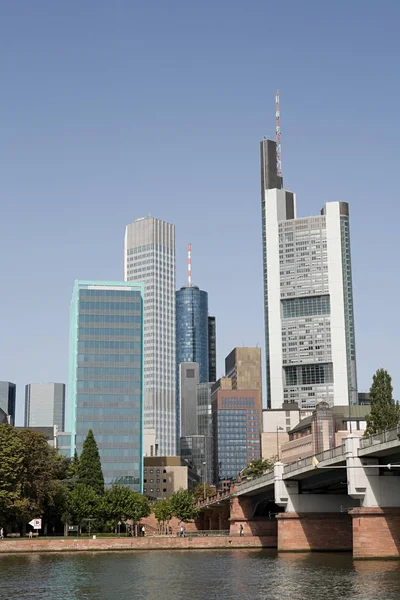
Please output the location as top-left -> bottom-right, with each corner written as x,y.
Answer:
275,90 -> 282,177
188,243 -> 192,287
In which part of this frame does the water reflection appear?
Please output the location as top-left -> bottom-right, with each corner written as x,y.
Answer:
1,551 -> 400,600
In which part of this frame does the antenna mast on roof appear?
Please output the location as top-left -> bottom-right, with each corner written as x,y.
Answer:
275,90 -> 282,177
188,243 -> 192,287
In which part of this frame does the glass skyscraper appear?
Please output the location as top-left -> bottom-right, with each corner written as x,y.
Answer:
68,280 -> 144,491
124,217 -> 176,457
176,286 -> 209,382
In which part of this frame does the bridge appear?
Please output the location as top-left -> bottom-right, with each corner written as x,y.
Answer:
197,429 -> 400,558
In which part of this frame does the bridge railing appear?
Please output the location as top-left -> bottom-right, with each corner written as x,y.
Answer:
360,427 -> 400,449
196,489 -> 231,508
235,470 -> 275,493
283,444 -> 345,475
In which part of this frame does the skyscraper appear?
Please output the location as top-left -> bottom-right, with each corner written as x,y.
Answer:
124,217 -> 176,456
25,383 -> 65,430
0,381 -> 16,425
176,285 -> 209,383
208,316 -> 217,383
261,139 -> 357,410
68,280 -> 144,490
225,347 -> 262,425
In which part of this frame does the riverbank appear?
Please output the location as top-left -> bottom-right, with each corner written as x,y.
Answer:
0,535 -> 275,553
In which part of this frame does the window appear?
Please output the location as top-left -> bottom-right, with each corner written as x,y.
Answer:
186,369 -> 195,378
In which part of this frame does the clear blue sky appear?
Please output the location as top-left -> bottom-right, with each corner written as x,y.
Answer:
1,0 -> 399,424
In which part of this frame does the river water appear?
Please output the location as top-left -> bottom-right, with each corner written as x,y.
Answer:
1,550 -> 400,600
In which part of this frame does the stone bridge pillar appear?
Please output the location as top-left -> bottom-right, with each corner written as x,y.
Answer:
274,461 -> 353,552
345,436 -> 400,558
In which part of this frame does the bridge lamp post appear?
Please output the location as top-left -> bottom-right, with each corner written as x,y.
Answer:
202,461 -> 207,500
277,426 -> 284,461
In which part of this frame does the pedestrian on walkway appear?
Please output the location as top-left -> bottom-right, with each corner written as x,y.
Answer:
0,527 -> 4,539
28,530 -> 33,539
239,524 -> 244,537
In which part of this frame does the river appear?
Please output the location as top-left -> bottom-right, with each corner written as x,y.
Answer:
1,550 -> 400,599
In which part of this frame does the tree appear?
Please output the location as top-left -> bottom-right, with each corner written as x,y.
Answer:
241,458 -> 274,480
365,369 -> 400,435
169,489 -> 198,522
77,430 -> 104,495
67,451 -> 80,480
0,424 -> 28,526
68,483 -> 100,527
193,483 -> 216,500
152,499 -> 173,533
102,484 -> 137,522
127,492 -> 150,523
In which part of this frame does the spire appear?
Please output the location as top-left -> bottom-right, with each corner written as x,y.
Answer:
275,90 -> 282,177
188,243 -> 192,287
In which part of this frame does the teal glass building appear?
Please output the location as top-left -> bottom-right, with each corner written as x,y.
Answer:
68,281 -> 144,491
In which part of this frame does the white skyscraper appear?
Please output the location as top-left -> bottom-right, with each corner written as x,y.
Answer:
261,139 -> 357,410
124,216 -> 176,456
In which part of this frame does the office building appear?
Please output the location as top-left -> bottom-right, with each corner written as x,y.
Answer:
68,280 -> 144,490
24,383 -> 65,430
208,316 -> 217,382
180,435 -> 213,485
125,216 -> 176,456
225,347 -> 262,422
176,285 -> 209,383
212,381 -> 261,481
179,362 -> 200,437
0,381 -> 16,425
261,138 -> 357,410
0,407 -> 8,424
143,456 -> 200,501
197,382 -> 213,439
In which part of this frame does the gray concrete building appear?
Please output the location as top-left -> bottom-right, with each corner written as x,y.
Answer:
0,381 -> 16,425
25,383 -> 65,430
179,362 -> 200,437
124,216 -> 176,456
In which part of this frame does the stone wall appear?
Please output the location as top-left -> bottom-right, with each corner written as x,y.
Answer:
0,536 -> 272,554
351,507 -> 400,559
276,512 -> 352,552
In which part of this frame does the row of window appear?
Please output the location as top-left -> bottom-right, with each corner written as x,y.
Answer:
77,407 -> 141,417
79,315 -> 142,324
80,289 -> 141,298
79,301 -> 141,311
281,295 -> 331,319
76,421 -> 140,431
78,340 -> 142,350
77,380 -> 141,390
77,367 -> 141,377
220,398 -> 256,409
284,363 -> 334,386
77,394 -> 141,403
78,327 -> 141,337
78,354 -> 139,364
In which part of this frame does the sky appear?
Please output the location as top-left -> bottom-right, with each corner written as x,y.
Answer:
1,0 -> 400,425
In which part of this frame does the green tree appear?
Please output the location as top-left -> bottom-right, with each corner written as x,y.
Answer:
127,492 -> 151,523
102,484 -> 136,522
77,430 -> 104,495
152,499 -> 173,533
0,424 -> 28,526
241,458 -> 274,480
365,369 -> 400,435
169,489 -> 198,522
193,483 -> 216,500
68,483 -> 100,527
67,451 -> 80,480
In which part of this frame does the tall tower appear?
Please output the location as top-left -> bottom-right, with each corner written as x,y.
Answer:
124,217 -> 176,456
261,95 -> 357,409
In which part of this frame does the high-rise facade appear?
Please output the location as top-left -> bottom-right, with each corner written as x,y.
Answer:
25,383 -> 65,430
0,381 -> 16,425
212,382 -> 261,481
176,286 -> 209,383
68,280 -> 144,490
124,217 -> 176,456
261,139 -> 357,410
208,316 -> 217,383
179,362 -> 200,437
225,347 -> 262,417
